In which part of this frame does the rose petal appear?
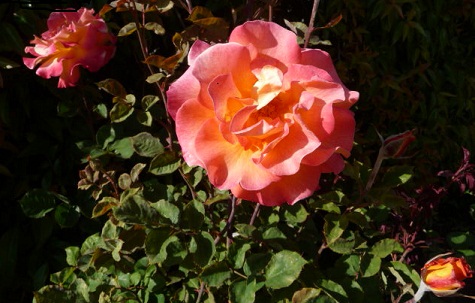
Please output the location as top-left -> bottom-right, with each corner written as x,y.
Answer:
231,164 -> 321,206
194,119 -> 279,191
175,98 -> 215,167
229,20 -> 301,65
188,40 -> 211,66
208,74 -> 244,122
166,68 -> 201,119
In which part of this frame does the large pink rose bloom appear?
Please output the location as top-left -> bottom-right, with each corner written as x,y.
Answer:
23,8 -> 116,88
167,21 -> 359,206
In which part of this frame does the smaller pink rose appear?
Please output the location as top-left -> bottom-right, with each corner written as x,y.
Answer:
23,7 -> 116,88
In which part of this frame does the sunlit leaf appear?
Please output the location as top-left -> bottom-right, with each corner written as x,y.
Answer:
323,213 -> 348,245
144,22 -> 165,35
92,197 -> 119,218
316,279 -> 348,303
292,288 -> 322,303
200,261 -> 232,288
152,200 -> 180,224
370,239 -> 403,258
230,278 -> 261,303
187,6 -> 213,21
131,132 -> 164,158
96,79 -> 127,97
136,110 -> 153,127
118,22 -> 137,37
360,254 -> 382,277
110,101 -> 134,123
149,151 -> 181,175
265,250 -> 306,289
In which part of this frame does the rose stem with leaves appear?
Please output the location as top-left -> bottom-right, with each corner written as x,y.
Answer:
196,196 -> 239,302
304,0 -> 321,48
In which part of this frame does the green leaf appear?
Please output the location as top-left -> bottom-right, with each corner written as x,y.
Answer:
65,247 -> 80,267
118,22 -> 137,36
146,73 -> 165,84
230,278 -> 261,303
94,103 -> 108,119
292,288 -> 322,303
130,163 -> 146,182
181,200 -> 205,230
262,226 -> 287,240
381,165 -> 413,188
145,228 -> 173,264
80,233 -> 101,255
243,253 -> 271,276
96,79 -> 127,97
19,189 -> 56,218
316,279 -> 348,303
282,203 -> 309,225
118,173 -> 132,190
191,232 -> 215,267
109,137 -> 134,159
96,125 -> 116,149
54,203 -> 80,228
92,197 -> 119,218
200,261 -> 232,288
264,250 -> 306,289
34,285 -> 77,302
136,110 -> 153,127
114,194 -> 161,225
389,261 -> 421,286
144,22 -> 165,35
50,267 -> 76,286
141,95 -> 160,110
149,151 -> 181,175
131,132 -> 164,157
228,241 -> 251,269
153,200 -> 180,224
360,254 -> 382,277
370,239 -> 403,258
110,101 -> 134,123
327,230 -> 356,255
323,213 -> 348,245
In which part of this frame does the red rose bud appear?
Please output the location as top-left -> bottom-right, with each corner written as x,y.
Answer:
382,129 -> 416,159
421,256 -> 473,297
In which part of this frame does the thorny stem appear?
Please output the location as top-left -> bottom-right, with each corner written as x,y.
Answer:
195,282 -> 206,303
304,0 -> 321,48
249,203 -> 261,225
226,196 -> 237,248
365,146 -> 386,193
268,2 -> 273,21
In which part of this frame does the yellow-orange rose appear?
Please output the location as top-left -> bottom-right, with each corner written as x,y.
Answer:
167,21 -> 358,206
421,256 -> 472,296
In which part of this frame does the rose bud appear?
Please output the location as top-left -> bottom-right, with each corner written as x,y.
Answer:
421,256 -> 473,297
381,129 -> 416,159
414,254 -> 473,301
